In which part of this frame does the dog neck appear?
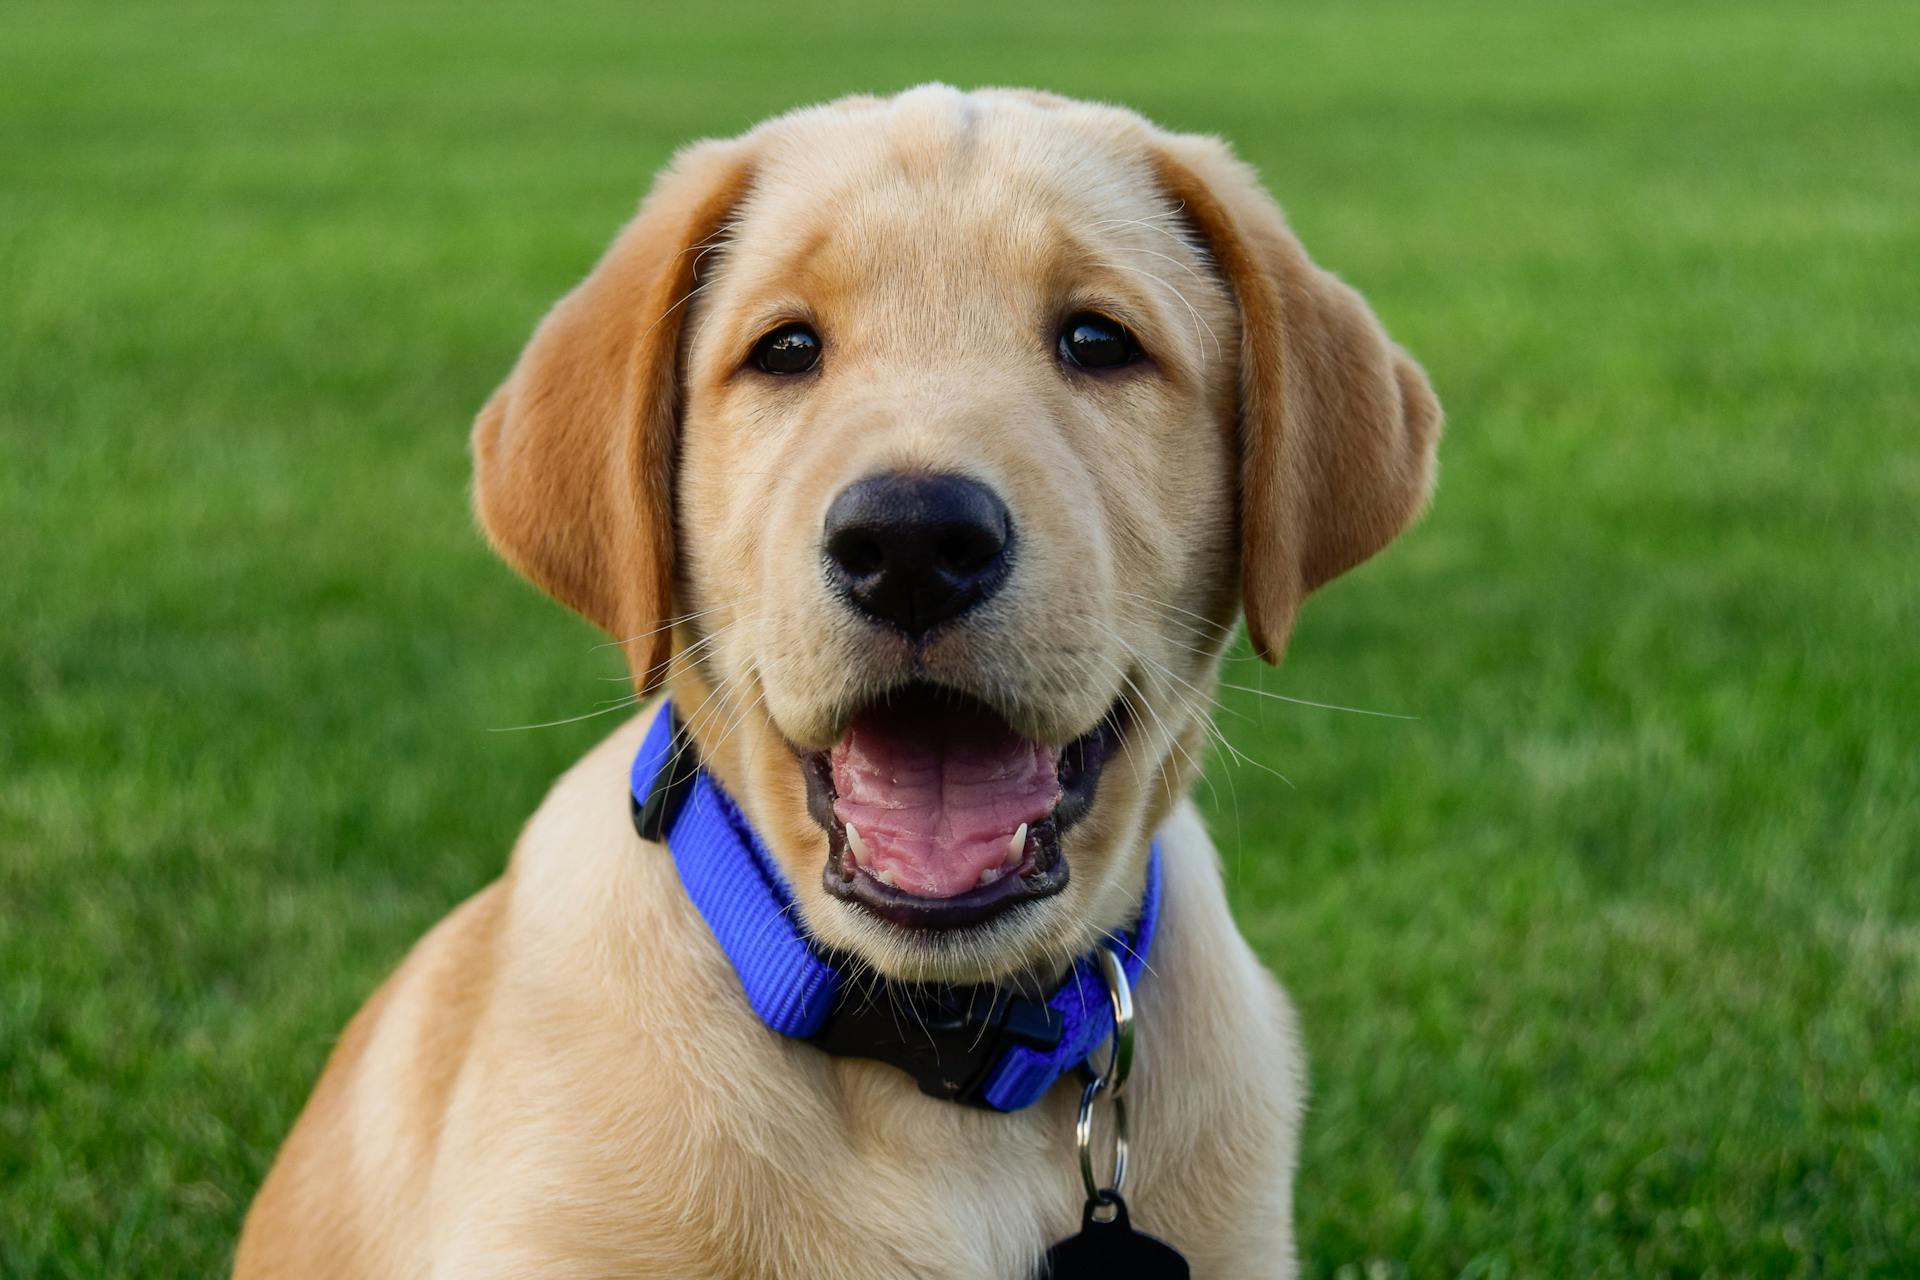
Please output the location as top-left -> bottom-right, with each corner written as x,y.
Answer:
628,701 -> 1160,1111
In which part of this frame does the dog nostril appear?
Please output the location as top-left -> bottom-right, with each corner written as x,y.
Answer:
933,527 -> 997,576
829,530 -> 886,579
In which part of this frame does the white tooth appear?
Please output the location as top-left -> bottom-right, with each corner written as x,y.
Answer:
977,865 -> 1006,887
871,865 -> 898,888
1004,823 -> 1029,866
845,824 -> 870,865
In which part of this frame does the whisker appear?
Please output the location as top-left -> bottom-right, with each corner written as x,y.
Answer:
1092,624 -> 1293,790
636,278 -> 717,345
1108,240 -> 1212,286
1102,262 -> 1221,363
593,601 -> 742,653
488,693 -> 641,733
1216,681 -> 1416,721
1115,590 -> 1237,639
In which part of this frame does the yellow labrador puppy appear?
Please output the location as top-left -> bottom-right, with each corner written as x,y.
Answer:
236,85 -> 1439,1279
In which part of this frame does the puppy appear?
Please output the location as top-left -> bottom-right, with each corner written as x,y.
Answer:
235,85 -> 1439,1279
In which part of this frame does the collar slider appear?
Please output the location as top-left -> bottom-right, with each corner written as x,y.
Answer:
809,982 -> 1065,1106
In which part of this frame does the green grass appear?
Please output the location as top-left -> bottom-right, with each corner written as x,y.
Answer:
3,1 -> 1915,1274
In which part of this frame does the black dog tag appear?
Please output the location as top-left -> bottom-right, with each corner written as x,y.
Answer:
1040,1192 -> 1188,1278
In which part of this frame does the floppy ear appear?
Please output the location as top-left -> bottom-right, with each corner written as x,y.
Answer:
471,139 -> 753,684
1151,136 -> 1442,662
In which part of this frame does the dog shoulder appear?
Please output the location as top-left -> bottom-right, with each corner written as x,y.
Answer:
1156,800 -> 1307,1099
235,880 -> 511,1277
1126,802 -> 1306,1271
237,710 -> 727,1274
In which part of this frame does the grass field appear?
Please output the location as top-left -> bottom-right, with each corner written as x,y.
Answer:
4,1 -> 1916,1274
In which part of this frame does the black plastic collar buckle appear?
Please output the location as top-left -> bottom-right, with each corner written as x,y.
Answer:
808,979 -> 1065,1108
633,712 -> 701,842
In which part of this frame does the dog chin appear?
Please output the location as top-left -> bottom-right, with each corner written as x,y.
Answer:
812,887 -> 1085,987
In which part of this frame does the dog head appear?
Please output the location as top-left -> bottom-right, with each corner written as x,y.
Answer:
473,87 -> 1439,984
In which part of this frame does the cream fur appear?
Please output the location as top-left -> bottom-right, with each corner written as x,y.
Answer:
236,85 -> 1439,1279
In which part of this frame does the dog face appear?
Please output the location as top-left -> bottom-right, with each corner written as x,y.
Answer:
473,87 -> 1440,984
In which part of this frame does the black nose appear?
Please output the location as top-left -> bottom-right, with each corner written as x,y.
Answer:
823,473 -> 1013,637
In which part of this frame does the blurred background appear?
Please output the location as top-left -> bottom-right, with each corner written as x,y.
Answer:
3,1 -> 1915,1274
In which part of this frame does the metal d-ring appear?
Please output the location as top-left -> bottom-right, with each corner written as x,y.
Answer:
1076,1073 -> 1130,1211
1073,944 -> 1136,1221
1092,944 -> 1134,1099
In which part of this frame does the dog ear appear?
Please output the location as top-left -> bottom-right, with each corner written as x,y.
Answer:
471,140 -> 753,685
1150,135 -> 1441,662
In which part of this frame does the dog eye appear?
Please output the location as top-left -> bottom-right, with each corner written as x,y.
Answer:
754,322 -> 822,374
1058,312 -> 1140,370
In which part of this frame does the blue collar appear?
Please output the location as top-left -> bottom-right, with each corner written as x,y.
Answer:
628,701 -> 1162,1112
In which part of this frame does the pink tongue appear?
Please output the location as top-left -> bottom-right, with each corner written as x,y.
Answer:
831,699 -> 1060,899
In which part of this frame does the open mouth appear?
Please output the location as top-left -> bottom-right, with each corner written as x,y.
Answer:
804,682 -> 1122,930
